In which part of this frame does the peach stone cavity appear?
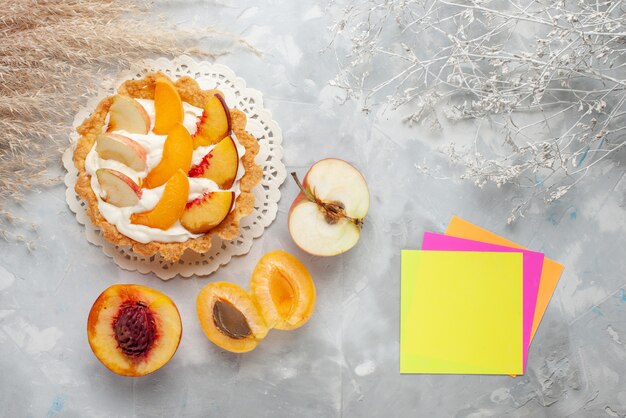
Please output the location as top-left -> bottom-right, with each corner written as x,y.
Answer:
84,98 -> 246,243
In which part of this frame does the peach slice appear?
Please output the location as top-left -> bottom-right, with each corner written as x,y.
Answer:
96,133 -> 147,172
143,123 -> 193,189
87,284 -> 182,377
193,94 -> 231,149
107,95 -> 150,134
153,76 -> 184,135
96,168 -> 142,207
180,191 -> 234,234
188,136 -> 239,189
131,169 -> 189,230
196,282 -> 268,353
250,251 -> 316,330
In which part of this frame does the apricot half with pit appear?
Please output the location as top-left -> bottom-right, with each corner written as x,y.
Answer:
87,284 -> 182,376
250,250 -> 316,330
196,282 -> 268,353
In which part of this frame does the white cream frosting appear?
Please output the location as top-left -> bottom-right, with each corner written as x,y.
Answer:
84,98 -> 246,243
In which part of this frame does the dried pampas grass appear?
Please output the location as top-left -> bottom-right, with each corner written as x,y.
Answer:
0,0 -> 248,241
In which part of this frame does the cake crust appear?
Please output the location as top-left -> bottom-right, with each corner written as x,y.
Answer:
73,72 -> 263,262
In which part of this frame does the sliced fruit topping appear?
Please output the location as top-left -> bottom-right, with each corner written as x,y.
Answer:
196,282 -> 268,353
96,168 -> 142,207
107,95 -> 150,135
153,76 -> 184,135
180,191 -> 234,234
131,169 -> 189,230
250,251 -> 316,330
288,159 -> 370,256
143,122 -> 193,189
96,133 -> 147,172
87,284 -> 182,377
193,94 -> 231,149
188,136 -> 239,189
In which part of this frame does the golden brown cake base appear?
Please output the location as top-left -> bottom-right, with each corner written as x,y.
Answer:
73,72 -> 263,262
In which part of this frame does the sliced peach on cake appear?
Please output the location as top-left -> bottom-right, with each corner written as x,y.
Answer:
250,251 -> 316,330
153,76 -> 184,135
96,133 -> 147,172
193,94 -> 231,148
143,122 -> 193,189
96,168 -> 142,207
196,282 -> 268,353
131,169 -> 189,230
107,95 -> 150,135
180,191 -> 234,234
188,136 -> 239,189
87,284 -> 182,376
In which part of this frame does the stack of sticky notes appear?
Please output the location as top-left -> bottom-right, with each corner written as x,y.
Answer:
400,216 -> 564,375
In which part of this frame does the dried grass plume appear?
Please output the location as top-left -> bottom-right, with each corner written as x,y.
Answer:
0,0 -> 250,240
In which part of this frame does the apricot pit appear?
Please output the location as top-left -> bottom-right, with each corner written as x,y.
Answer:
196,282 -> 268,353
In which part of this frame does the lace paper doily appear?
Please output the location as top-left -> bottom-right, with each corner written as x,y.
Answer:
63,56 -> 285,280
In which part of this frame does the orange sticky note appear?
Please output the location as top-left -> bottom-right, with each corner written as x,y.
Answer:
446,216 -> 564,341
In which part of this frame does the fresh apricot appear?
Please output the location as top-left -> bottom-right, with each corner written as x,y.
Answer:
143,122 -> 193,189
153,76 -> 184,135
250,251 -> 316,330
131,169 -> 189,230
87,284 -> 182,377
196,282 -> 268,353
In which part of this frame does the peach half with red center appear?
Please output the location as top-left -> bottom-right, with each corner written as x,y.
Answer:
87,284 -> 182,377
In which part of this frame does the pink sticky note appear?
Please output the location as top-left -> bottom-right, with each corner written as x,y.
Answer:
422,232 -> 544,372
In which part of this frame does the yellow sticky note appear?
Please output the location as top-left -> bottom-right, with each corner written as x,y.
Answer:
401,250 -> 523,374
446,216 -> 564,340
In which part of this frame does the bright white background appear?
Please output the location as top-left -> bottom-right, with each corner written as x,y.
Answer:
0,1 -> 624,416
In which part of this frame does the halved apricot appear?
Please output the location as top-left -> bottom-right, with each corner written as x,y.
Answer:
87,284 -> 182,376
250,251 -> 316,330
196,282 -> 268,353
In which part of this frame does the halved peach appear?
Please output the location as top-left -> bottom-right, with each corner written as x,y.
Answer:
193,94 -> 231,149
188,136 -> 239,189
96,133 -> 147,171
143,123 -> 193,189
250,251 -> 316,330
180,191 -> 234,234
153,76 -> 184,135
87,284 -> 182,377
131,169 -> 189,230
107,95 -> 150,134
196,282 -> 268,353
96,168 -> 142,207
